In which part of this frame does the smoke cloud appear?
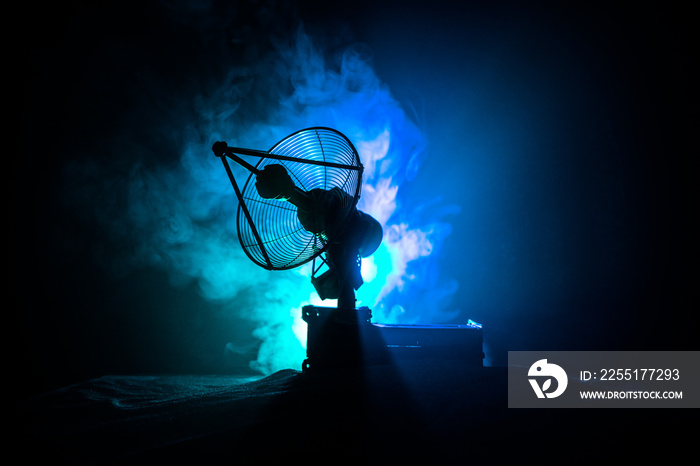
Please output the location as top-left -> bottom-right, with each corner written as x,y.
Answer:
60,1 -> 461,374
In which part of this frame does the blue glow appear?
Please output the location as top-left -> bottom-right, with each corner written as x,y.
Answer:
29,0 -> 690,383
64,15 -> 462,375
467,319 -> 482,329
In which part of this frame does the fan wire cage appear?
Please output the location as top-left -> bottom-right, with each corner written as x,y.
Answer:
231,127 -> 363,271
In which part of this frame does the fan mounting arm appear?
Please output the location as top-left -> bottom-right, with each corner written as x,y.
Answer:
212,141 -> 363,173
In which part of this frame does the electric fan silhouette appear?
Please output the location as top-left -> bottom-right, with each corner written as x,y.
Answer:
212,127 -> 383,310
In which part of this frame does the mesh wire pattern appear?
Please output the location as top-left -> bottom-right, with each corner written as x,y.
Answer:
237,127 -> 363,270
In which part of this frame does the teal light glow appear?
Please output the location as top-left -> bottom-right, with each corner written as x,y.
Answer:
63,9 -> 461,375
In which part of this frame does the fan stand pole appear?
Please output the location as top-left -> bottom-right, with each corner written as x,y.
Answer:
337,285 -> 356,312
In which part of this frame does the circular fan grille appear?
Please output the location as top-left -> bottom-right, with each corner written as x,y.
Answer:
237,127 -> 363,270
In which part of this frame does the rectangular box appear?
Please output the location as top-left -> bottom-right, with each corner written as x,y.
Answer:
302,305 -> 483,371
508,351 -> 700,408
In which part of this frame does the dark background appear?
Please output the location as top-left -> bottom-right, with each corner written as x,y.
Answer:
15,0 -> 696,396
